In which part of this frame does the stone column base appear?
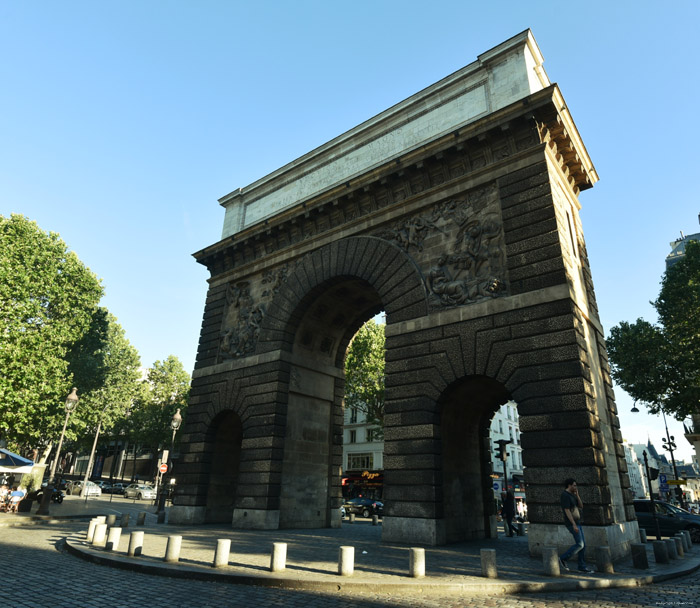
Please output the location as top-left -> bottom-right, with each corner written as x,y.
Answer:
232,508 -> 280,530
168,505 -> 207,525
382,516 -> 447,546
528,521 -> 641,561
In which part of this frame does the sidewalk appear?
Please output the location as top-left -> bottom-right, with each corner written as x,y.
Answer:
3,495 -> 699,596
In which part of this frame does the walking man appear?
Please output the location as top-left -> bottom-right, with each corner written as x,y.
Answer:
559,478 -> 594,573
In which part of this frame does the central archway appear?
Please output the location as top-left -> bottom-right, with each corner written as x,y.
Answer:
439,376 -> 511,542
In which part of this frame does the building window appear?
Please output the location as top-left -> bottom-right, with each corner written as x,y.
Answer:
348,453 -> 373,470
349,430 -> 357,444
367,428 -> 376,442
350,408 -> 358,423
499,420 -> 503,434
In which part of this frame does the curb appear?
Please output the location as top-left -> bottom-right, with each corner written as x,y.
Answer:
64,536 -> 700,596
0,514 -> 99,528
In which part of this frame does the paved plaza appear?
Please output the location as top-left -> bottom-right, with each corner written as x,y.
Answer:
2,495 -> 699,607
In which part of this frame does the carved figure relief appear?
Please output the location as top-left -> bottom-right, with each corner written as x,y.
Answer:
377,183 -> 508,308
219,282 -> 265,360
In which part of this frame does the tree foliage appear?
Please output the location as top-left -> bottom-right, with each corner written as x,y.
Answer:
68,309 -> 142,448
607,239 -> 700,418
122,355 -> 190,451
0,214 -> 103,449
344,319 -> 385,435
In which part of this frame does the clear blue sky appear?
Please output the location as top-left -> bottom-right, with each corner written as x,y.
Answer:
2,1 -> 698,460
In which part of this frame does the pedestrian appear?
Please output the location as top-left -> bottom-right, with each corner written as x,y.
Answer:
558,478 -> 594,573
503,489 -> 519,536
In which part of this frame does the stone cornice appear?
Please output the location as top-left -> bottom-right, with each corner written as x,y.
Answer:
194,85 -> 596,279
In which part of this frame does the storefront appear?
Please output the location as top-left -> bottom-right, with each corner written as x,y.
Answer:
342,470 -> 383,499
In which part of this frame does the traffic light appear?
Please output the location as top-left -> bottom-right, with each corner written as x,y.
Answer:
494,439 -> 511,462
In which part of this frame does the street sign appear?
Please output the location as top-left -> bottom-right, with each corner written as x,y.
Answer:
493,482 -> 499,491
659,474 -> 667,484
667,480 -> 685,486
159,463 -> 168,473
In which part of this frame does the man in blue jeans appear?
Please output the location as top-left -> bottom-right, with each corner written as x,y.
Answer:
559,478 -> 594,573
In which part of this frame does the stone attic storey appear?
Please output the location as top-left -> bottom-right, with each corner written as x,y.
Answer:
171,30 -> 638,560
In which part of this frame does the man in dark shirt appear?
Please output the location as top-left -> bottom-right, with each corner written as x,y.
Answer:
558,478 -> 594,573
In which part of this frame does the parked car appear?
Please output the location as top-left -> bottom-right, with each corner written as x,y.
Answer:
65,480 -> 102,497
93,481 -> 112,493
124,484 -> 157,500
634,499 -> 700,543
110,482 -> 128,495
342,497 -> 384,518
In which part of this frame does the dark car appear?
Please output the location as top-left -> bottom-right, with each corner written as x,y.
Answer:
343,497 -> 384,518
634,499 -> 700,543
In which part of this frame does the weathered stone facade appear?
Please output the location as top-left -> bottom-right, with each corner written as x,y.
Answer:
171,31 -> 639,558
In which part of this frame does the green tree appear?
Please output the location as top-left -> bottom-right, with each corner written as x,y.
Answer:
69,309 -> 142,447
607,239 -> 700,419
0,214 -> 103,450
344,319 -> 385,436
126,356 -> 190,452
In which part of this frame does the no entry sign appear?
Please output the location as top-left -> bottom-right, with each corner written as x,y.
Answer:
159,463 -> 168,473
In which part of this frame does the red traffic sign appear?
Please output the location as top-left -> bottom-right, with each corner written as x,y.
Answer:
159,463 -> 168,473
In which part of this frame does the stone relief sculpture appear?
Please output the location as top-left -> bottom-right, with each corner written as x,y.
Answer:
219,282 -> 265,359
377,183 -> 508,308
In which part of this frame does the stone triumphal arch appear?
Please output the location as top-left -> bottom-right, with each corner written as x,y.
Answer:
170,31 -> 639,558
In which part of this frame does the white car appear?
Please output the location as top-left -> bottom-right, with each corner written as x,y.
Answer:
124,484 -> 156,500
66,480 -> 102,496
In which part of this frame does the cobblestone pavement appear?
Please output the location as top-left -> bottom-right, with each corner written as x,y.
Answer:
3,519 -> 699,608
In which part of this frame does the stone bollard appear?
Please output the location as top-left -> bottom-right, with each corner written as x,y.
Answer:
631,543 -> 649,569
157,511 -> 166,524
639,529 -> 647,543
372,515 -> 379,526
684,531 -> 693,550
86,519 -> 99,542
137,512 -> 147,526
542,546 -> 560,576
270,542 -> 287,572
92,523 -> 108,548
106,527 -> 122,551
409,547 -> 425,578
677,532 -> 691,553
338,546 -> 354,576
128,531 -> 144,557
95,515 -> 107,523
480,548 -> 498,578
517,522 -> 526,536
106,514 -> 117,526
595,546 -> 614,574
213,539 -> 231,568
672,536 -> 684,558
120,513 -> 130,528
164,535 -> 182,563
665,538 -> 679,560
348,513 -> 355,524
653,540 -> 670,564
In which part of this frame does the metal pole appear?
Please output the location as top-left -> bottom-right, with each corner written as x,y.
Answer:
48,409 -> 71,484
80,419 -> 103,500
661,410 -> 685,509
643,450 -> 661,540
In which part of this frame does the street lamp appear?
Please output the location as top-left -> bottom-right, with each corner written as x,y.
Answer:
157,408 -> 183,514
48,388 -> 79,485
631,402 -> 685,509
660,409 -> 685,509
80,404 -> 109,499
38,389 -> 79,516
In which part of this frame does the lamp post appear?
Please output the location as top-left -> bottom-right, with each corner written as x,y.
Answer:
660,409 -> 685,509
38,388 -> 79,516
157,408 -> 183,514
642,450 -> 661,540
80,404 -> 109,499
48,388 -> 79,485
